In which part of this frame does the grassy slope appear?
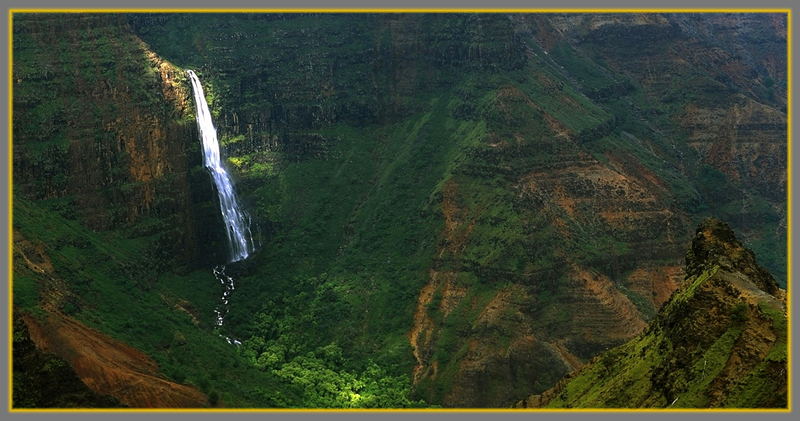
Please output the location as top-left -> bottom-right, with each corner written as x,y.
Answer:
13,197 -> 302,407
11,13 -> 300,408
543,266 -> 787,408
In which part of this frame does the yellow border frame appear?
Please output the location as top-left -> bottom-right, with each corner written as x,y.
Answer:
5,7 -> 793,414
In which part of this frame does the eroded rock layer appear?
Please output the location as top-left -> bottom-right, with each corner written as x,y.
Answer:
516,219 -> 787,408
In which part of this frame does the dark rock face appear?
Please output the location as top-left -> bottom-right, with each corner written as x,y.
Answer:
127,13 -> 529,154
12,13 -> 227,266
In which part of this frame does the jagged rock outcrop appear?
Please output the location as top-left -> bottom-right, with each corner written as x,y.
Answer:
686,218 -> 780,296
515,218 -> 787,408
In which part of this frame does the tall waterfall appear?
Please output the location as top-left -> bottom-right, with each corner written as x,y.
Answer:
187,70 -> 254,263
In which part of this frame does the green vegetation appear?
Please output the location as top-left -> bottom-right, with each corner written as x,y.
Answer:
13,197 -> 302,407
542,262 -> 786,409
12,12 -> 786,408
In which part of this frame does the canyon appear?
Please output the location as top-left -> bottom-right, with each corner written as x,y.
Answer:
11,12 -> 787,408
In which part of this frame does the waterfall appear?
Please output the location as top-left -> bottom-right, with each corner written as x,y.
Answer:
187,70 -> 254,263
213,265 -> 241,346
188,70 -> 253,345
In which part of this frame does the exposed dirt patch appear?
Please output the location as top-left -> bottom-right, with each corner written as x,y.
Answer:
408,271 -> 440,383
680,99 -> 786,199
22,312 -> 208,408
14,231 -> 206,408
625,265 -> 683,309
551,340 -> 584,371
409,269 -> 468,384
570,266 -> 647,339
439,179 -> 475,257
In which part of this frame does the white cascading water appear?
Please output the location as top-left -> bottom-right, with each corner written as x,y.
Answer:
212,264 -> 241,345
187,70 -> 251,345
187,69 -> 254,263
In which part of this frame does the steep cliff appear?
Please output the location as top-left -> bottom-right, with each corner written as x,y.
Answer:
521,13 -> 787,279
12,13 -> 227,266
12,13 -> 302,408
516,219 -> 787,408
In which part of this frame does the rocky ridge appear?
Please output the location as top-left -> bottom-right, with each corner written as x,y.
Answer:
515,219 -> 787,408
